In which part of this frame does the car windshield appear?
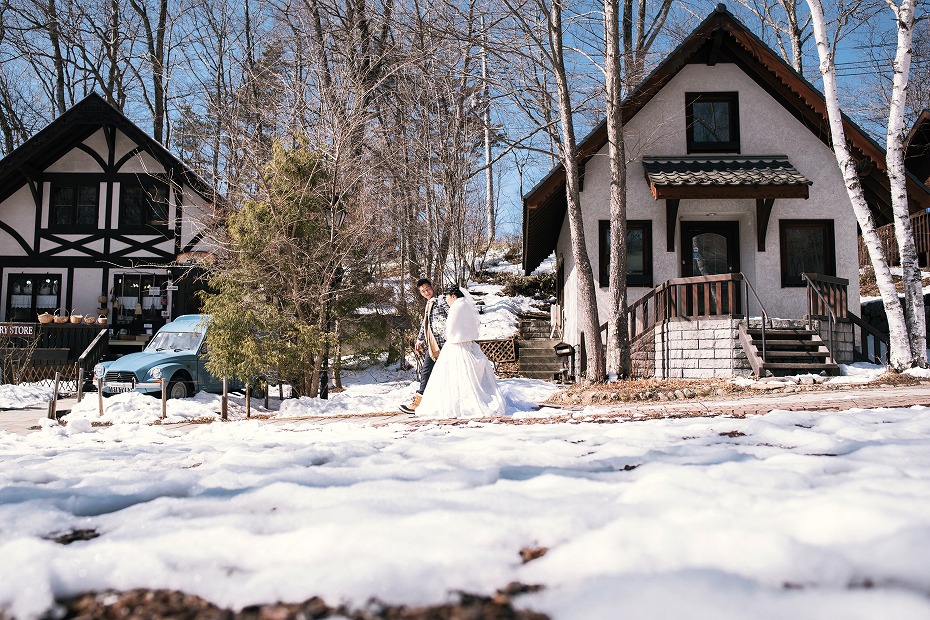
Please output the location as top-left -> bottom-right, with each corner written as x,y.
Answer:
146,331 -> 203,352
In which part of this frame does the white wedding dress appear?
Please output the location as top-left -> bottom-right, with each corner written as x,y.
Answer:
416,295 -> 507,419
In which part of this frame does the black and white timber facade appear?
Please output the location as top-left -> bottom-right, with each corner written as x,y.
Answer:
0,93 -> 216,336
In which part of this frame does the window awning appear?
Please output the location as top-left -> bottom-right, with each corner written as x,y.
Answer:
642,155 -> 811,199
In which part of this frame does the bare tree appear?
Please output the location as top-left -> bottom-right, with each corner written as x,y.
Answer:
128,0 -> 172,143
4,0 -> 72,114
605,0 -> 630,379
622,0 -> 673,87
806,0 -> 921,370
734,0 -> 811,73
494,0 -> 604,380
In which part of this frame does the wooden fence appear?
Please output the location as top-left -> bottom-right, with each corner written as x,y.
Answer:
0,323 -> 108,387
858,210 -> 930,268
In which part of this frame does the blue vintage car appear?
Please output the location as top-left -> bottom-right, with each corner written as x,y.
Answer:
94,314 -> 236,399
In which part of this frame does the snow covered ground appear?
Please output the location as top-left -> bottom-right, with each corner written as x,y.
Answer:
1,255 -> 928,618
1,397 -> 929,619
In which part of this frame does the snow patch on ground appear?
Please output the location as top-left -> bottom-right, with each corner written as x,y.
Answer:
2,407 -> 930,619
0,383 -> 53,410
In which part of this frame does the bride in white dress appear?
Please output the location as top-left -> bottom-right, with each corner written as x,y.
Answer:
416,285 -> 507,419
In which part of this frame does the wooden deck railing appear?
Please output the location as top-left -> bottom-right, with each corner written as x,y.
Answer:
621,272 -> 889,368
627,273 -> 747,343
858,209 -> 930,267
804,273 -> 848,321
804,273 -> 888,365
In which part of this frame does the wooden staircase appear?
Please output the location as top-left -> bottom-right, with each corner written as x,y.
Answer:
738,323 -> 839,377
517,312 -> 567,381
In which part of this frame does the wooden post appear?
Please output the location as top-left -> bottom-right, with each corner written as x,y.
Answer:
263,381 -> 269,409
222,378 -> 228,421
160,379 -> 167,420
76,367 -> 85,403
245,382 -> 251,419
47,372 -> 60,421
97,376 -> 104,417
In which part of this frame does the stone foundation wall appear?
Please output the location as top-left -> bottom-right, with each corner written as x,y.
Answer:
630,316 -> 853,379
631,329 -> 655,378
814,318 -> 854,365
633,317 -> 752,379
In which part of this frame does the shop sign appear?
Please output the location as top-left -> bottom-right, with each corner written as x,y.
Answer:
0,323 -> 36,336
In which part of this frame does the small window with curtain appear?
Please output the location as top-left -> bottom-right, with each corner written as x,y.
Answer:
686,92 -> 740,153
599,220 -> 653,288
6,274 -> 61,321
779,220 -> 836,287
49,183 -> 99,229
119,178 -> 169,230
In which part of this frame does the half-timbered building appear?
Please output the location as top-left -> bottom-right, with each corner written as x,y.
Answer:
0,93 -> 216,341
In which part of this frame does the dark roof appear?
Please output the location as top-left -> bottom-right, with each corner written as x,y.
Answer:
522,5 -> 930,274
641,155 -> 811,199
0,93 -> 218,205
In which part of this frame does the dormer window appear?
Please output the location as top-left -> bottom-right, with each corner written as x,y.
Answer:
120,179 -> 169,230
686,92 -> 740,153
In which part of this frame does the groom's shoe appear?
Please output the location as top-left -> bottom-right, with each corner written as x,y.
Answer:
399,393 -> 422,414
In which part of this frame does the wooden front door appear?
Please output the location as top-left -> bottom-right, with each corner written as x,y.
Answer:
681,221 -> 740,277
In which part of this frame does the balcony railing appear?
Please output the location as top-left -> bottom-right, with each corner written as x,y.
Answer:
858,209 -> 930,268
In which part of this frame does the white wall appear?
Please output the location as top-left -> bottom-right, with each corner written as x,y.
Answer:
182,188 -> 212,251
70,269 -> 106,319
0,186 -> 37,256
559,62 -> 860,347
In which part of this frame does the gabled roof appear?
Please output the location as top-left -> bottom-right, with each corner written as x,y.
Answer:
522,5 -> 930,274
0,92 -> 218,205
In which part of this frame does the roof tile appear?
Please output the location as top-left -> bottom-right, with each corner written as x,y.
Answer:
642,155 -> 811,188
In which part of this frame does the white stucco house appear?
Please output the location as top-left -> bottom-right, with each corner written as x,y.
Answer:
0,93 -> 217,341
522,6 -> 930,379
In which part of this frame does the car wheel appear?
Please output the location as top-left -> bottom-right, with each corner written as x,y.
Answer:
167,378 -> 193,399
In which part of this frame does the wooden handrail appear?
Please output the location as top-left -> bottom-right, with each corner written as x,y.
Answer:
77,328 -> 109,368
803,272 -> 848,320
627,273 -> 748,344
802,273 -> 838,364
847,311 -> 889,365
75,328 -> 109,403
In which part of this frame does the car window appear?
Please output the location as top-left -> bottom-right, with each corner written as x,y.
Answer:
147,331 -> 203,351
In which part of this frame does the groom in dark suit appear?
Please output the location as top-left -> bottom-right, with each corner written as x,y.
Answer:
399,277 -> 449,414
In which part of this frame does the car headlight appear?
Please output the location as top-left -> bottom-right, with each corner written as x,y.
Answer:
149,367 -> 163,380
94,363 -> 105,378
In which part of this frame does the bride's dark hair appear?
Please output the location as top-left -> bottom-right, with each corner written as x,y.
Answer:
444,284 -> 465,298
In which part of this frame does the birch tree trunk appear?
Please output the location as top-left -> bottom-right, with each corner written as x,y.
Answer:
605,0 -> 630,378
548,0 -> 605,381
884,0 -> 926,365
806,0 -> 912,369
